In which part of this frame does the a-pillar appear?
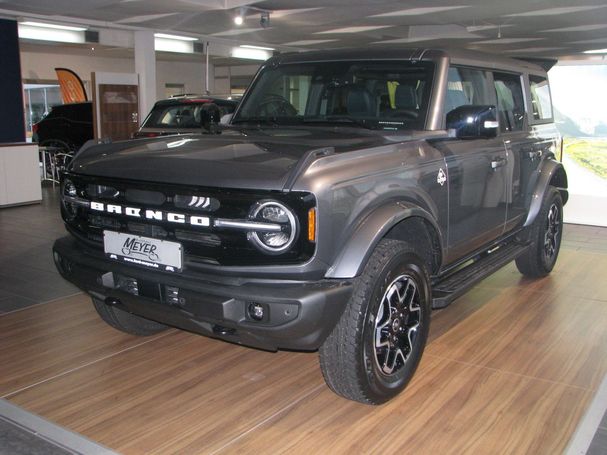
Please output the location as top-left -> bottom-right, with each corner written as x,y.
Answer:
134,30 -> 156,125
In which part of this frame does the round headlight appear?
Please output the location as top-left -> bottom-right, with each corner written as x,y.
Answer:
61,178 -> 79,220
63,179 -> 77,197
247,200 -> 297,254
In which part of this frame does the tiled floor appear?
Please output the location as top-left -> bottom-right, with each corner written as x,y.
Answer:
0,185 -> 79,314
0,187 -> 607,455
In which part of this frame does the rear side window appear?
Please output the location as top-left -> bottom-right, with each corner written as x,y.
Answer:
529,75 -> 553,121
143,102 -> 235,129
445,67 -> 493,114
493,72 -> 525,132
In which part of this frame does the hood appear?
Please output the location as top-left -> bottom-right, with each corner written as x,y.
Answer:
69,128 -> 392,190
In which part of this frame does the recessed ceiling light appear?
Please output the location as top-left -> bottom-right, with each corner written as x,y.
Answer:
316,25 -> 392,34
474,38 -> 543,44
371,6 -> 469,17
583,48 -> 607,54
240,44 -> 275,51
504,6 -> 606,17
284,39 -> 339,46
154,33 -> 197,41
20,21 -> 87,31
231,47 -> 271,60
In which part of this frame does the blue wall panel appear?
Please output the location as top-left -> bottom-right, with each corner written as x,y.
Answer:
0,19 -> 25,143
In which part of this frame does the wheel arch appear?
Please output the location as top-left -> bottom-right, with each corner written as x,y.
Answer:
524,158 -> 568,227
325,201 -> 443,279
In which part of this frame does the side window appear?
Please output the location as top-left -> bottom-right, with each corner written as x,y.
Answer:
529,75 -> 553,121
493,72 -> 525,132
445,66 -> 492,114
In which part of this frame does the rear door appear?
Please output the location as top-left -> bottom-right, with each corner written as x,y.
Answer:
492,71 -> 538,232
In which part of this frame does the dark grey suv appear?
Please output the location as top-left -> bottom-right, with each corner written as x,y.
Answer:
53,48 -> 567,404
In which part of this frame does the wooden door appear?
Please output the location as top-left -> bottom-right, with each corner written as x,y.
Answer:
97,84 -> 139,141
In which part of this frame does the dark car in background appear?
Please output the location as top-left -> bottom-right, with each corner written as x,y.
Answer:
134,95 -> 239,138
33,101 -> 94,152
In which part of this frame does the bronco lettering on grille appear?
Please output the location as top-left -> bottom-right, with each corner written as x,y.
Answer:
90,201 -> 210,227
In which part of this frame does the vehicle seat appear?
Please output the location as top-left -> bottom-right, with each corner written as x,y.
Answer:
346,86 -> 375,117
395,84 -> 417,110
176,109 -> 193,126
388,84 -> 419,118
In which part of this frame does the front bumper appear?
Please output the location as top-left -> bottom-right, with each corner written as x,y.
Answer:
53,236 -> 352,351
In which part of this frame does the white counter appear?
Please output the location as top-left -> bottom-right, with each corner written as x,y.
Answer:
0,143 -> 42,207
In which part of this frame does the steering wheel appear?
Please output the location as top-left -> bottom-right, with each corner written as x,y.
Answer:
257,94 -> 297,117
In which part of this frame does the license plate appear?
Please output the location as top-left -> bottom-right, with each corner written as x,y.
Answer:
103,231 -> 183,272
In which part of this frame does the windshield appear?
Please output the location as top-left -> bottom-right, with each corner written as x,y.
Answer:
233,60 -> 434,130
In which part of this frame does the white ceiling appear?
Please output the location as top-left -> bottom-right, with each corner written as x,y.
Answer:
2,0 -> 607,60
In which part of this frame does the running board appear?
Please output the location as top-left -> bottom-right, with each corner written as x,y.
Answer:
431,242 -> 530,309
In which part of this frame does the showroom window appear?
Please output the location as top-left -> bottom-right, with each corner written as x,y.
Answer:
529,75 -> 553,121
23,82 -> 63,140
493,72 -> 525,132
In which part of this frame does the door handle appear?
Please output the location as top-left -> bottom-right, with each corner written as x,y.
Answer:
491,157 -> 507,170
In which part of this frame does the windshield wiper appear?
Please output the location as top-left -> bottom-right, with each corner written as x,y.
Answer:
231,116 -> 280,126
303,116 -> 380,130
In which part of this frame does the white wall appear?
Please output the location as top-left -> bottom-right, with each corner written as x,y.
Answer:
156,59 -> 212,96
20,50 -> 215,100
20,51 -> 134,84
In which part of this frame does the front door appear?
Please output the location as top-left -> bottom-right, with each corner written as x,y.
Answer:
440,66 -> 509,263
443,139 -> 509,261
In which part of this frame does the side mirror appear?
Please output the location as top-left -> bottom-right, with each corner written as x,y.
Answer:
446,105 -> 498,139
200,104 -> 221,134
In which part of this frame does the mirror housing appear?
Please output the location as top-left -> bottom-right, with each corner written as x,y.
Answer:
446,105 -> 498,139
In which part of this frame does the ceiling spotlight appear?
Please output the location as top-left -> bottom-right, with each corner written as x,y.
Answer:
260,11 -> 270,28
234,8 -> 245,26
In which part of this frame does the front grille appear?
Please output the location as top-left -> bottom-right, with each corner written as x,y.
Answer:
62,174 -> 316,269
126,222 -> 168,238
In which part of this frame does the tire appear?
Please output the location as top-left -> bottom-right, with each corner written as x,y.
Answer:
319,239 -> 431,404
92,298 -> 168,336
516,186 -> 563,278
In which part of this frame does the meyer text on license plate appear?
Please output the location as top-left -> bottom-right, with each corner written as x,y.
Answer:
103,231 -> 183,272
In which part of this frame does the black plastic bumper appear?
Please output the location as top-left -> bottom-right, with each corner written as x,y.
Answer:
53,236 -> 352,351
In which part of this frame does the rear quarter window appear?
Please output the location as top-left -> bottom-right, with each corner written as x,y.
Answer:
529,75 -> 553,121
493,72 -> 526,132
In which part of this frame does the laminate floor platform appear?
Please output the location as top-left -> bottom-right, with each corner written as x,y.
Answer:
1,225 -> 606,454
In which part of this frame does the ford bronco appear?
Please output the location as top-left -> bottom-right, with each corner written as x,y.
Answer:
53,48 -> 567,404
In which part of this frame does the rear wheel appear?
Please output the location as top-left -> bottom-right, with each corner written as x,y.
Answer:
516,186 -> 563,277
319,239 -> 431,404
92,298 -> 168,336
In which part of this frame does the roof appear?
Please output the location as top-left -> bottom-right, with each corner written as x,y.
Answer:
268,47 -> 547,75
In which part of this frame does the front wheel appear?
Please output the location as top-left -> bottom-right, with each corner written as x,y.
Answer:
319,239 -> 431,404
516,186 -> 563,278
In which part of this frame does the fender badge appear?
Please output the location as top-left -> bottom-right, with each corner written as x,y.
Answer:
437,168 -> 447,186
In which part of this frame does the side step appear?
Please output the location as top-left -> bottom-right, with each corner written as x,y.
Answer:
431,242 -> 530,309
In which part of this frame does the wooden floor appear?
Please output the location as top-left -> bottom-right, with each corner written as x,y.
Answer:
1,224 -> 606,454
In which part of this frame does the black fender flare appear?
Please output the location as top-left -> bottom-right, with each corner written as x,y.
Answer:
325,201 -> 443,279
523,158 -> 568,227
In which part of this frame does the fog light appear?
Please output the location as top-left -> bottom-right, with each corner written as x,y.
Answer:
248,302 -> 265,321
